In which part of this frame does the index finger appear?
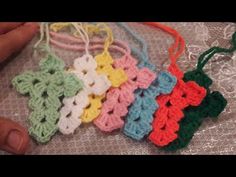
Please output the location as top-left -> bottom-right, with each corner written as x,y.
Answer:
0,22 -> 24,35
0,23 -> 39,63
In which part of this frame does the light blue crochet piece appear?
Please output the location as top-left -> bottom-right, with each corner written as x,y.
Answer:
117,23 -> 177,140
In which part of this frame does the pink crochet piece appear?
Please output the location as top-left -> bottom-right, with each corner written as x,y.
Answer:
50,31 -> 156,133
94,45 -> 156,132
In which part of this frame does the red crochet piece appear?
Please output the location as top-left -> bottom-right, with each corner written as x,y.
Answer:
144,22 -> 207,147
150,79 -> 206,146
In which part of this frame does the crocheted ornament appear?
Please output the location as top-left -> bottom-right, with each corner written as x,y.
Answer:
164,31 -> 236,151
50,23 -> 128,88
50,23 -> 128,126
117,23 -> 177,141
49,29 -> 132,133
144,22 -> 207,147
89,23 -> 128,87
12,52 -> 83,143
94,41 -> 156,132
80,24 -> 128,123
58,54 -> 111,134
50,23 -> 152,133
124,72 -> 177,140
55,23 -> 111,135
50,32 -> 127,129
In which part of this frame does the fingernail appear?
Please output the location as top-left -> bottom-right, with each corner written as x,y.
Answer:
6,130 -> 24,151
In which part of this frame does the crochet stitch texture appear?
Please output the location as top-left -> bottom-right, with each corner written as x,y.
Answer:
117,23 -> 177,140
58,53 -> 111,134
50,23 -> 129,135
94,48 -> 156,132
144,23 -> 207,147
12,53 -> 83,143
164,32 -> 236,151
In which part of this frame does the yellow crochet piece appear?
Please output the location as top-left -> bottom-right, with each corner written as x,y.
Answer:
86,23 -> 128,87
81,23 -> 127,122
50,22 -> 72,32
49,22 -> 128,123
81,24 -> 127,122
81,94 -> 105,123
50,22 -> 128,87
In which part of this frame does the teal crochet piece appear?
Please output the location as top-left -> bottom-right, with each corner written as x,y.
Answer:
117,23 -> 177,140
124,72 -> 177,140
164,31 -> 236,151
12,54 -> 83,143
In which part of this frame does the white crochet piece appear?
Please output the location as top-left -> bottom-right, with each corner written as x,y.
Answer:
58,54 -> 111,135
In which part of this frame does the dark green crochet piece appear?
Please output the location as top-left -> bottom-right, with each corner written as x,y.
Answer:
12,53 -> 83,143
164,31 -> 236,151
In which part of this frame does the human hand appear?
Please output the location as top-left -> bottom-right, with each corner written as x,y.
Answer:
0,117 -> 29,154
0,22 -> 39,154
0,22 -> 39,63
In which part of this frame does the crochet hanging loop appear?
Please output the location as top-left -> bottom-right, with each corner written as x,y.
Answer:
33,22 -> 56,58
197,31 -> 236,71
50,22 -> 91,55
143,22 -> 185,64
117,23 -> 149,61
143,22 -> 185,75
164,32 -> 236,151
99,23 -> 114,52
80,23 -> 115,57
71,22 -> 90,55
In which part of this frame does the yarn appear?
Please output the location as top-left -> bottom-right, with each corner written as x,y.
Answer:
88,23 -> 128,87
94,51 -> 156,132
164,31 -> 236,151
117,23 -> 177,140
12,30 -> 83,143
50,24 -> 128,128
50,23 -> 128,88
144,22 -> 207,147
50,23 -> 155,133
49,28 -> 139,133
53,23 -> 111,134
84,24 -> 157,132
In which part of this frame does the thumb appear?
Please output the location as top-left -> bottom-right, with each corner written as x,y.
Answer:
0,117 -> 29,154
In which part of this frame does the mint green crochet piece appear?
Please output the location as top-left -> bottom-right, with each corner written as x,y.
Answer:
39,54 -> 65,73
31,71 -> 65,98
28,93 -> 61,110
12,71 -> 36,96
29,108 -> 59,143
12,54 -> 83,143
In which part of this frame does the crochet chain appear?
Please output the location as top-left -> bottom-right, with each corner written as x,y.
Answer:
118,23 -> 178,140
164,31 -> 236,151
197,31 -> 236,70
143,23 -> 185,75
143,22 -> 207,147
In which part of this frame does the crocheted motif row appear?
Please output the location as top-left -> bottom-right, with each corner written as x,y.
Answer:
11,22 -> 235,151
